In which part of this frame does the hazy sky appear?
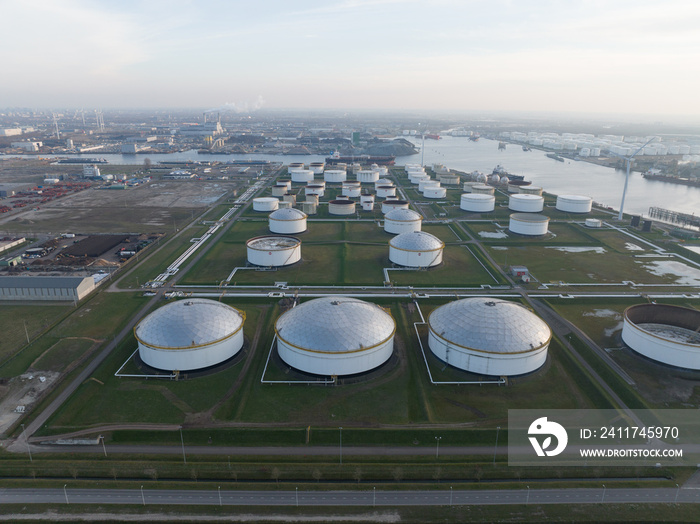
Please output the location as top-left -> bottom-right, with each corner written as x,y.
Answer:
2,0 -> 699,117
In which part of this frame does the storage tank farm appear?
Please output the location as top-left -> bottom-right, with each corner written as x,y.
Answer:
135,299 -> 245,373
275,297 -> 396,376
622,304 -> 700,370
428,297 -> 551,376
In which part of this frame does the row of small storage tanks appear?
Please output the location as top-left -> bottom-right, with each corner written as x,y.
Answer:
135,297 -> 553,377
288,165 -> 389,184
246,206 -> 444,268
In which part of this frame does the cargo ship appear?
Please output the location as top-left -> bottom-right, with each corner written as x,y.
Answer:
546,153 -> 565,162
325,151 -> 395,165
492,164 -> 525,181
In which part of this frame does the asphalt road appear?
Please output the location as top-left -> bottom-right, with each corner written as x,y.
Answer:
0,487 -> 697,506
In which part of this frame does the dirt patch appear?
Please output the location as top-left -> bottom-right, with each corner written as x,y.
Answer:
0,371 -> 60,435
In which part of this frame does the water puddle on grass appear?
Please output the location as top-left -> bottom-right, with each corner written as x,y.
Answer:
625,242 -> 645,251
582,309 -> 621,318
491,246 -> 508,250
545,246 -> 607,254
637,260 -> 700,285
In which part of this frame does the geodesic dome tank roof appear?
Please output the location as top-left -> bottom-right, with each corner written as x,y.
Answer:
275,297 -> 395,353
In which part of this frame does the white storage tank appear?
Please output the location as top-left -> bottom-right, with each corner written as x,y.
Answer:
277,180 -> 292,190
135,299 -> 245,372
424,186 -> 447,199
585,218 -> 602,228
460,193 -> 495,212
246,236 -> 301,266
471,184 -> 495,195
556,194 -> 592,213
418,179 -> 437,192
291,169 -> 314,183
278,201 -> 293,209
309,162 -> 325,175
519,186 -> 543,196
622,304 -> 700,370
282,193 -> 296,205
328,199 -> 356,215
269,208 -> 308,234
324,170 -> 347,183
275,297 -> 395,376
360,194 -> 375,205
357,170 -> 380,184
410,172 -> 430,184
509,213 -> 550,236
361,200 -> 374,211
438,174 -> 460,186
301,201 -> 317,215
428,297 -> 551,376
375,179 -> 394,189
341,183 -> 361,198
382,199 -> 410,214
509,194 -> 544,212
305,184 -> 325,197
288,162 -> 305,172
253,197 -> 279,212
389,231 -> 444,267
384,208 -> 422,234
376,185 -> 397,198
272,184 -> 288,197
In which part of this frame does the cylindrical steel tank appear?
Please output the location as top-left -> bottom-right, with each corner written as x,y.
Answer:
381,199 -> 410,214
556,195 -> 593,213
509,213 -> 550,235
269,208 -> 308,234
253,197 -> 279,212
376,185 -> 397,198
460,193 -> 495,212
509,194 -> 544,212
384,208 -> 422,234
328,199 -> 356,215
246,236 -> 301,266
324,170 -> 347,183
389,231 -> 444,267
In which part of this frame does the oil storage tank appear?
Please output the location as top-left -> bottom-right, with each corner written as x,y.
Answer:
461,193 -> 495,212
290,169 -> 314,183
389,231 -> 444,267
381,199 -> 410,214
384,208 -> 422,234
269,208 -> 308,234
509,213 -> 549,236
428,297 -> 551,376
357,170 -> 380,184
555,194 -> 592,213
246,236 -> 301,266
329,199 -> 356,215
622,304 -> 700,370
253,197 -> 279,212
275,296 -> 395,376
135,299 -> 245,372
324,169 -> 347,183
509,194 -> 544,212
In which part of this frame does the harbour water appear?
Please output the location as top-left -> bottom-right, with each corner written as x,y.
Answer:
12,136 -> 700,216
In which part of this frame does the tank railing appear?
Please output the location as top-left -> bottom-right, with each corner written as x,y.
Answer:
259,332 -> 335,385
412,300 -> 506,386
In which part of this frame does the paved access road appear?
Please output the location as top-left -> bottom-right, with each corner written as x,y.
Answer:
0,487 -> 697,506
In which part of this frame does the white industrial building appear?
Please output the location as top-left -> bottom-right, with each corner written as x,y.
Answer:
0,276 -> 95,302
622,304 -> 700,370
428,297 -> 551,376
246,236 -> 301,266
384,208 -> 422,234
389,231 -> 444,267
275,297 -> 395,376
509,213 -> 550,236
135,299 -> 245,372
269,208 -> 308,234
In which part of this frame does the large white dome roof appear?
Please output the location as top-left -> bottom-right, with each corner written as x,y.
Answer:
385,208 -> 422,222
275,297 -> 395,353
135,299 -> 244,349
428,297 -> 551,354
389,231 -> 443,251
269,208 -> 307,221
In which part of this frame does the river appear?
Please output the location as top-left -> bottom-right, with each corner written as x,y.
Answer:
9,137 -> 699,216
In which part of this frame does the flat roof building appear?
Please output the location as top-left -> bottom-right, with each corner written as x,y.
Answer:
0,276 -> 95,302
